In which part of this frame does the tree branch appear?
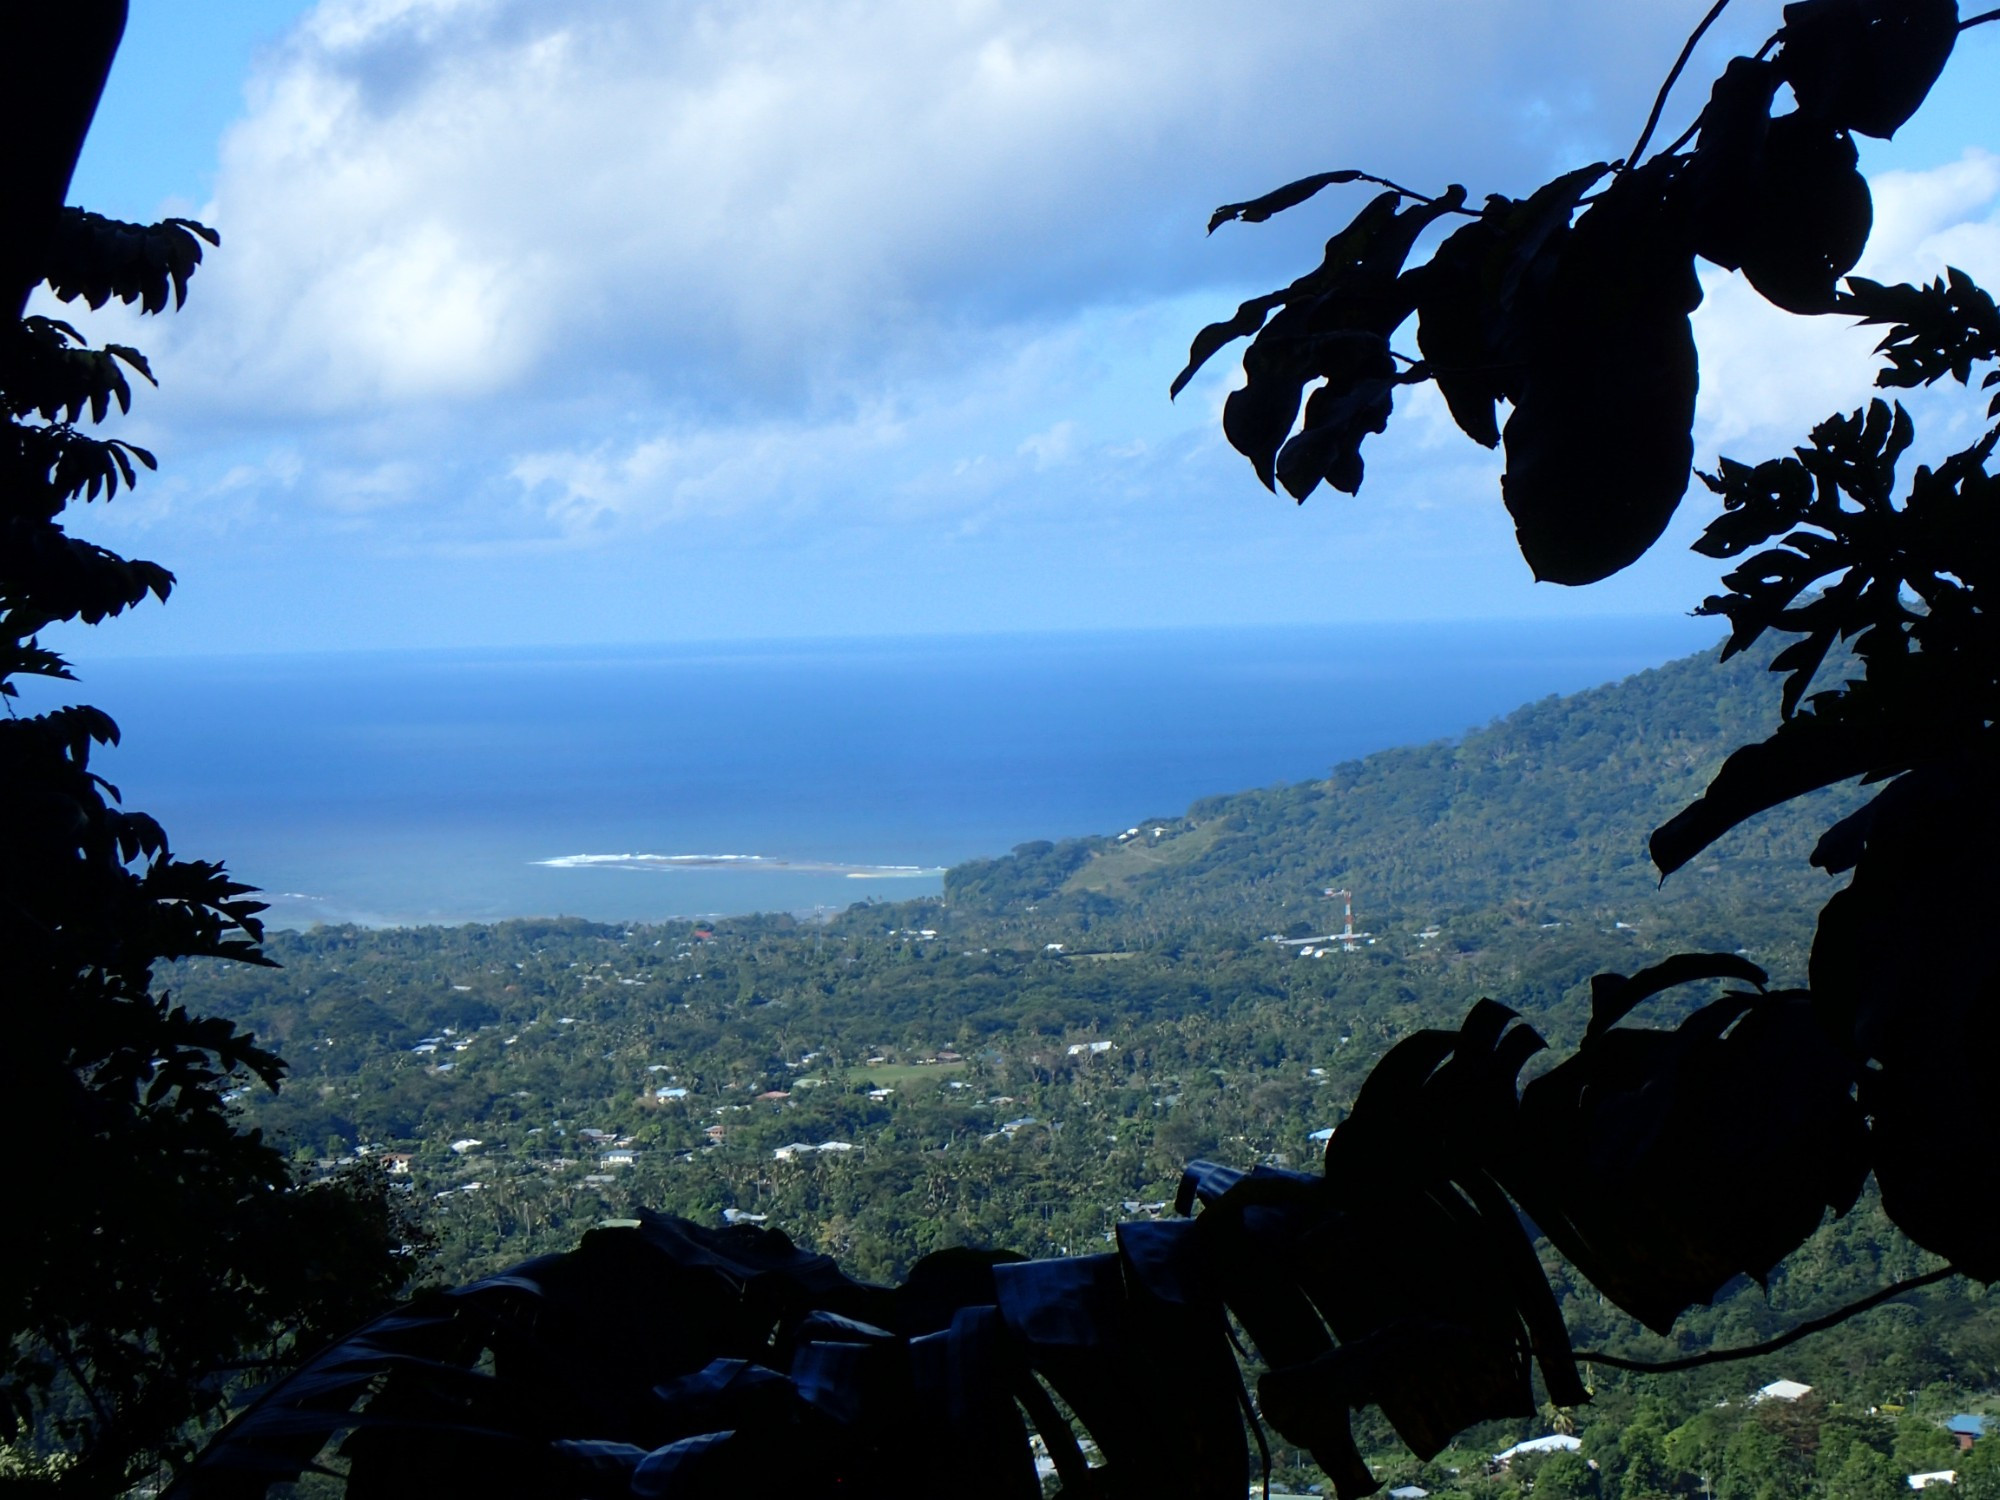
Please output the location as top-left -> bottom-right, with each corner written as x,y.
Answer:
1628,0 -> 1737,169
1570,1266 -> 1959,1374
1961,6 -> 2000,27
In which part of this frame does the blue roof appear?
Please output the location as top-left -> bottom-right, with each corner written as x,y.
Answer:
1948,1414 -> 1989,1436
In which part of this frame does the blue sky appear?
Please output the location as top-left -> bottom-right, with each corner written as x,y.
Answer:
43,0 -> 2000,656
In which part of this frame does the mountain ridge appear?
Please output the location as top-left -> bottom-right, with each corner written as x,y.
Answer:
932,630 -> 1860,980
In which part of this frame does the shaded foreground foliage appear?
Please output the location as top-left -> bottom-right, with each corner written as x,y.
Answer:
174,2 -> 2000,1496
2,5 -> 410,1491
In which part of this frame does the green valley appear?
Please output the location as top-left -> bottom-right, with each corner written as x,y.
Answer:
170,633 -> 1999,1497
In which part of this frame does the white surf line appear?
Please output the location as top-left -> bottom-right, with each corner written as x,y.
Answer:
532,853 -> 944,877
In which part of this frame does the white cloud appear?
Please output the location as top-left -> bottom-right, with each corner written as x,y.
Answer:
1017,421 -> 1078,470
54,0 -> 2000,653
1691,272 -> 1879,454
1691,150 -> 2000,459
161,0 -> 1723,422
303,0 -> 488,52
509,412 -> 904,537
1862,150 -> 2000,281
215,450 -> 305,495
500,305 -> 1184,541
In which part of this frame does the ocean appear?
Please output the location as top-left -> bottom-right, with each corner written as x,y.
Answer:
32,619 -> 1721,927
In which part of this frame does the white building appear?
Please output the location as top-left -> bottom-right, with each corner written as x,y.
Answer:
1495,1436 -> 1582,1466
1755,1379 -> 1813,1403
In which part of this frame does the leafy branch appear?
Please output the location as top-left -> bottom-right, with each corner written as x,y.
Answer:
2,18 -> 410,1489
1176,0 -> 1960,583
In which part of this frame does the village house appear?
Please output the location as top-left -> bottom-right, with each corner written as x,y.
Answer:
1494,1436 -> 1582,1468
1754,1379 -> 1812,1403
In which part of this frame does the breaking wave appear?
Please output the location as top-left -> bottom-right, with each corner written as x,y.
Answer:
534,853 -> 943,878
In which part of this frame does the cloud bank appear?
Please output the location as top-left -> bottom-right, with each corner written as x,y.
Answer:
53,0 -> 2000,651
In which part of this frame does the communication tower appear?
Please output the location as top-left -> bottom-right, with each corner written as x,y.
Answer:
1321,887 -> 1374,949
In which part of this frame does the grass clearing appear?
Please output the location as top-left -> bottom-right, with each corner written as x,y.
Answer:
1064,822 -> 1223,895
855,1061 -> 967,1087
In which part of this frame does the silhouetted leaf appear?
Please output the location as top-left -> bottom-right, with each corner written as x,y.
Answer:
1261,1319 -> 1533,1469
1737,114 -> 1872,314
38,209 -> 220,313
1651,705 -> 1886,874
1669,389 -> 2000,876
1209,169 -> 1367,233
896,1244 -> 1027,1335
1412,165 -> 1611,449
629,1430 -> 739,1498
1501,159 -> 1700,584
1180,1173 -> 1368,1496
1175,1158 -> 1250,1215
1171,287 -> 1288,399
1683,57 -> 1785,272
1273,360 -> 1399,500
1694,401 -> 1914,664
1865,1055 -> 2000,1280
1199,187 -> 1467,490
1178,191 -> 1401,407
995,1251 -> 1250,1497
1586,952 -> 1771,1039
1777,0 -> 1957,139
1807,760 -> 2000,1278
1841,269 -> 2000,388
1506,992 -> 1868,1334
1201,1004 -> 1587,1485
907,1307 -> 1041,1500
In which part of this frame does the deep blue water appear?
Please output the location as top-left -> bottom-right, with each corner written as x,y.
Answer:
29,620 -> 1719,927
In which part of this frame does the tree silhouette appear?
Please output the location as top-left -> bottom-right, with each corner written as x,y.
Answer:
1173,0 -> 2000,1291
2,6 -> 410,1492
167,2 -> 2000,1497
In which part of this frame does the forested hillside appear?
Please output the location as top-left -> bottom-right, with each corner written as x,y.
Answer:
171,634 -> 1998,1498
945,629 -> 1859,970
